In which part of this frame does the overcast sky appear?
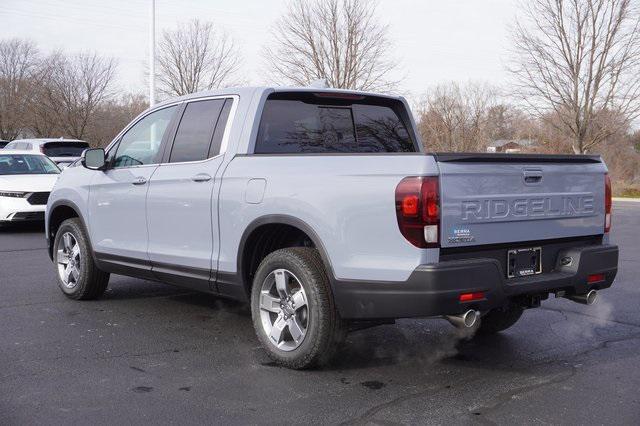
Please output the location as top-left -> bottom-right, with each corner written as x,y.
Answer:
1,0 -> 519,102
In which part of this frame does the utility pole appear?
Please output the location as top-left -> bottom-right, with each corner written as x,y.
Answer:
149,0 -> 156,106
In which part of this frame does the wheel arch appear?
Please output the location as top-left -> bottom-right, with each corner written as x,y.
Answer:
47,200 -> 88,261
237,215 -> 336,297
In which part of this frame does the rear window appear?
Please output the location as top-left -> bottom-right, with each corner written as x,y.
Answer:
43,142 -> 89,157
255,92 -> 417,154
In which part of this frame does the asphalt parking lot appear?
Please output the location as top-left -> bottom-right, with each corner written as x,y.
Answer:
1,201 -> 639,425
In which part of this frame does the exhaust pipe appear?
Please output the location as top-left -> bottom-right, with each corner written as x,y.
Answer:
565,290 -> 598,305
445,309 -> 479,328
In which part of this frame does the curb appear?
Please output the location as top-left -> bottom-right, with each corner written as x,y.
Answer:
613,197 -> 640,202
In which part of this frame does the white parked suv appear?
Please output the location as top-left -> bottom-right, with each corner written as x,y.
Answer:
5,138 -> 89,168
0,150 -> 60,223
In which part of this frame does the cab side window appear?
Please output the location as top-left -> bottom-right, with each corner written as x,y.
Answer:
168,99 -> 226,163
112,105 -> 177,168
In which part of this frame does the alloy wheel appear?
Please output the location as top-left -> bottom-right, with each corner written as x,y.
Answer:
258,268 -> 309,351
57,232 -> 81,289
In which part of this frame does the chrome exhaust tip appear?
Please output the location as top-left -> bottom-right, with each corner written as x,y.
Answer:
565,290 -> 598,305
445,309 -> 479,328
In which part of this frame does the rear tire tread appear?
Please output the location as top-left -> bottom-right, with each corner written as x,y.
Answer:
251,247 -> 344,369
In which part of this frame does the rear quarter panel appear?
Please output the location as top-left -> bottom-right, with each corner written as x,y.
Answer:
217,154 -> 439,282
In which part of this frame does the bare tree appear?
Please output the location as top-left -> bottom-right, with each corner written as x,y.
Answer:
511,0 -> 640,153
0,39 -> 41,140
26,52 -> 116,140
417,82 -> 497,152
39,52 -> 117,140
264,0 -> 399,91
156,19 -> 241,98
85,93 -> 148,147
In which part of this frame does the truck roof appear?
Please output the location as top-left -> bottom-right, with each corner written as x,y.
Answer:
154,86 -> 404,109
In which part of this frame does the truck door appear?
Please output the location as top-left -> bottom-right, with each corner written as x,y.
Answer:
89,105 -> 179,277
146,98 -> 233,292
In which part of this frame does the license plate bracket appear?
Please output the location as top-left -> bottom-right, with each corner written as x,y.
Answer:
507,247 -> 542,278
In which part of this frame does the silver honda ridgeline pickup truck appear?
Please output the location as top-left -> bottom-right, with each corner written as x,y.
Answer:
46,87 -> 618,369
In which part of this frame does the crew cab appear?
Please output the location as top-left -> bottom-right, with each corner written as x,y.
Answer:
45,87 -> 618,369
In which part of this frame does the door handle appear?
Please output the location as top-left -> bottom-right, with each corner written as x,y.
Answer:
523,169 -> 543,184
191,173 -> 212,182
132,176 -> 147,185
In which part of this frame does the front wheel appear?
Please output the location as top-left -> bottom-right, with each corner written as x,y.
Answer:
251,247 -> 344,369
53,218 -> 110,300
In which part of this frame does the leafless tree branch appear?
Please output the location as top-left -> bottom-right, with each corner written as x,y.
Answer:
263,0 -> 399,92
510,0 -> 640,153
156,19 -> 242,98
0,39 -> 41,140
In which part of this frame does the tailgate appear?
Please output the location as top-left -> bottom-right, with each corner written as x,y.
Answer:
435,153 -> 607,248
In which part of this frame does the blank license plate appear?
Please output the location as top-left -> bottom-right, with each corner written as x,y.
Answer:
507,247 -> 542,278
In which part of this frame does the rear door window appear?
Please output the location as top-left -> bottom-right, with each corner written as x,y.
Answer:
169,99 -> 225,163
255,93 -> 416,154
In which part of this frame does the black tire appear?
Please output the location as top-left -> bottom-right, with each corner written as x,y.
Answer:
478,304 -> 524,335
251,247 -> 344,369
53,218 -> 109,300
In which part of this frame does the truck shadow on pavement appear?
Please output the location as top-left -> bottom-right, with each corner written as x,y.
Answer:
95,279 -> 638,374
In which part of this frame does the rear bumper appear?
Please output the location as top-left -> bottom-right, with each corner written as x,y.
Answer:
332,244 -> 618,319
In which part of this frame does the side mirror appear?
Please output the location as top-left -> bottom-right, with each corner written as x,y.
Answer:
81,148 -> 106,170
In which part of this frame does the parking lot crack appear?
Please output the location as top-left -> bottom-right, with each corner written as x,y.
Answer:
339,375 -> 481,425
466,369 -> 576,423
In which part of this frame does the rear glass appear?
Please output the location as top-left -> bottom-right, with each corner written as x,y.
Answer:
255,93 -> 416,154
43,142 -> 89,157
0,154 -> 60,175
0,141 -> 8,149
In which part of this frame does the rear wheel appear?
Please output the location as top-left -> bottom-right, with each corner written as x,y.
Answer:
251,247 -> 344,369
478,304 -> 523,334
53,218 -> 109,300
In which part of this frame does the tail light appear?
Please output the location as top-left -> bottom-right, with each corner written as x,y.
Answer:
395,176 -> 440,248
605,174 -> 612,233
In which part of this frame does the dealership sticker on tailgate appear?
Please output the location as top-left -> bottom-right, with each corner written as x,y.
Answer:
448,227 -> 475,244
